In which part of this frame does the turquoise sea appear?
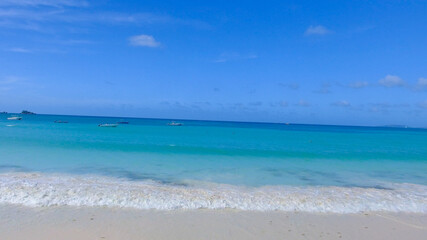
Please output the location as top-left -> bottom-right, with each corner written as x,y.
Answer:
1,114 -> 426,212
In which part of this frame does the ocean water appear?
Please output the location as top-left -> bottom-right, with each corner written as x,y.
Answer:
1,114 -> 426,213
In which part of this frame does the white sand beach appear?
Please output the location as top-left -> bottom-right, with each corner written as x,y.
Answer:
1,205 -> 426,240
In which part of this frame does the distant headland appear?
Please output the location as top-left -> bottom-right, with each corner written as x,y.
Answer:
21,110 -> 36,115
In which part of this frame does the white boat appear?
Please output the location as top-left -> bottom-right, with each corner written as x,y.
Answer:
167,121 -> 183,126
7,116 -> 22,120
98,123 -> 118,127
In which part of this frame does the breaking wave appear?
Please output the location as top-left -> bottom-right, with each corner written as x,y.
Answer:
0,172 -> 426,213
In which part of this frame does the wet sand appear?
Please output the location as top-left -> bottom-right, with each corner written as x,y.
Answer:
0,205 -> 426,240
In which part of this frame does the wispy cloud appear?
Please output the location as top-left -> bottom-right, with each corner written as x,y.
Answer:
279,101 -> 288,107
0,76 -> 22,84
348,81 -> 369,89
0,0 -> 88,7
270,101 -> 288,107
129,35 -> 160,47
417,100 -> 427,109
379,75 -> 405,87
5,47 -> 32,53
0,8 -> 62,21
295,100 -> 310,107
0,19 -> 42,31
248,101 -> 263,107
305,25 -> 332,36
331,100 -> 351,107
0,76 -> 24,91
416,77 -> 427,90
3,46 -> 67,54
57,12 -> 172,24
278,82 -> 299,90
342,77 -> 426,90
0,8 -> 69,31
0,3 -> 210,32
214,52 -> 257,63
53,39 -> 95,45
313,83 -> 331,94
365,103 -> 410,113
0,9 -> 166,26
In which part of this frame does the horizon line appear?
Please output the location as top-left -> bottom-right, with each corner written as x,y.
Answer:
1,110 -> 422,130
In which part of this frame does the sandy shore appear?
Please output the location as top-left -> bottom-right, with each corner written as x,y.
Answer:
0,205 -> 426,240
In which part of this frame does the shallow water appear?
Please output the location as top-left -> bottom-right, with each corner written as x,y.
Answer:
1,114 -> 426,212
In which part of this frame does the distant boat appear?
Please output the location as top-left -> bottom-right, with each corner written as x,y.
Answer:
98,123 -> 118,127
54,120 -> 68,123
117,121 -> 129,124
167,121 -> 183,126
7,116 -> 22,120
21,110 -> 35,115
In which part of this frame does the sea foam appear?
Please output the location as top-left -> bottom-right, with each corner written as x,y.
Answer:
0,172 -> 426,213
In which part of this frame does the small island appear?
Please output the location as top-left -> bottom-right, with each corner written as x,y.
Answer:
21,110 -> 36,115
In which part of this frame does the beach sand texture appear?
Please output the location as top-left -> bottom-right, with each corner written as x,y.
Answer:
1,205 -> 426,240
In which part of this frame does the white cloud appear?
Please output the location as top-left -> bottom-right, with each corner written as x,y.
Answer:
129,35 -> 160,47
416,77 -> 427,89
305,25 -> 331,36
349,81 -> 369,89
332,100 -> 351,107
378,75 -> 405,87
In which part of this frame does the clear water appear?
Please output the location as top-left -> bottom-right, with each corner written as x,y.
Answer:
1,114 -> 426,212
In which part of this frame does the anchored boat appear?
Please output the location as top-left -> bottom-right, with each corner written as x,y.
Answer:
54,120 -> 68,123
167,121 -> 183,126
7,116 -> 22,120
98,123 -> 118,127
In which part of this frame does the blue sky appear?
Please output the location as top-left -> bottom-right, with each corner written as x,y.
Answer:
0,0 -> 426,126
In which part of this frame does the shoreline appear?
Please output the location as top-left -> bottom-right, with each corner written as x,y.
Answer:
1,172 -> 426,213
1,204 -> 426,240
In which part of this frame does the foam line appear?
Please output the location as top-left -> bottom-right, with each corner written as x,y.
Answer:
1,172 -> 426,213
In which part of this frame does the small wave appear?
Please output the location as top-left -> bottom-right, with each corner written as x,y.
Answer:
0,172 -> 426,213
